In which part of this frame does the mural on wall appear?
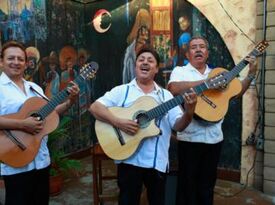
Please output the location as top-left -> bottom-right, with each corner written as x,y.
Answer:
44,0 -> 92,152
84,0 -> 239,170
1,0 -> 242,170
43,51 -> 60,99
93,9 -> 112,33
0,0 -> 47,43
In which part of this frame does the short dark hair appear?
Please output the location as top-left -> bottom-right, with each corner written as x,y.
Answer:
136,46 -> 160,66
0,41 -> 27,60
187,36 -> 209,50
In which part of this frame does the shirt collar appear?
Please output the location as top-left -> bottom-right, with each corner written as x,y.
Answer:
129,78 -> 162,94
186,63 -> 211,75
0,72 -> 27,85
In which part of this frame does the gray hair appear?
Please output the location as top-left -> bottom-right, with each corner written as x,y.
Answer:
187,36 -> 209,50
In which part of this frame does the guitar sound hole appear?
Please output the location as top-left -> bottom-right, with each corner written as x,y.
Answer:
135,112 -> 150,129
30,113 -> 43,121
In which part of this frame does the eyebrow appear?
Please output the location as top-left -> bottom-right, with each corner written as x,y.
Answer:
139,55 -> 154,59
6,54 -> 25,57
190,43 -> 206,47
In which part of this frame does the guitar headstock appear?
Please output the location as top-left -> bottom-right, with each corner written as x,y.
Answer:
80,61 -> 99,80
251,40 -> 269,57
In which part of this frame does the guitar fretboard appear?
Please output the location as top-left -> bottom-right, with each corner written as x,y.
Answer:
225,39 -> 270,82
37,74 -> 85,119
146,82 -> 209,121
225,48 -> 260,82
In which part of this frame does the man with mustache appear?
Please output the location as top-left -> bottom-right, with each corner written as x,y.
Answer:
90,46 -> 197,205
168,36 -> 257,205
0,40 -> 80,205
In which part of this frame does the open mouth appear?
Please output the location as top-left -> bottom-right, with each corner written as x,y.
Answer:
140,65 -> 150,73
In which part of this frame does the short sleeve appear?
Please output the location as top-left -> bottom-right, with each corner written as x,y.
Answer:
96,85 -> 127,107
168,66 -> 185,84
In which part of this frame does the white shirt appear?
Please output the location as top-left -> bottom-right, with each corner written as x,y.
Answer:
0,72 -> 50,175
97,79 -> 183,172
168,63 -> 223,144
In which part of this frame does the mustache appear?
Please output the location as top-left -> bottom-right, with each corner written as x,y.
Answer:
194,52 -> 203,57
140,64 -> 149,69
141,62 -> 149,67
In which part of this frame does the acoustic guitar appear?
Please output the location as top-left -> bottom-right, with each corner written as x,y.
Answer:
0,62 -> 98,168
195,40 -> 269,122
95,40 -> 268,160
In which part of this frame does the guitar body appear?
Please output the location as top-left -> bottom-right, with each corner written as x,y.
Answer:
95,96 -> 161,160
195,67 -> 242,122
0,97 -> 59,167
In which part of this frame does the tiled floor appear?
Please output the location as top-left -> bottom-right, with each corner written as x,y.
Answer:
1,156 -> 274,205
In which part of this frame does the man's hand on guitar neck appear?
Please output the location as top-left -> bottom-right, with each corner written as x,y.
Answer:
67,81 -> 80,103
55,81 -> 80,114
245,55 -> 257,77
236,55 -> 258,97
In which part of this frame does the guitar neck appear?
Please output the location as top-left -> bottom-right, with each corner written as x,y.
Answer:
146,83 -> 208,121
225,48 -> 260,82
37,74 -> 84,119
226,59 -> 249,82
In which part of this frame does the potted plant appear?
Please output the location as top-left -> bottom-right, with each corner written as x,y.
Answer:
48,117 -> 82,196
